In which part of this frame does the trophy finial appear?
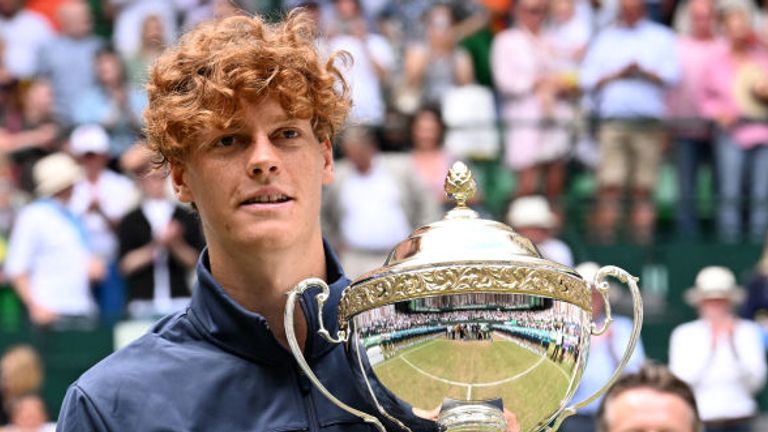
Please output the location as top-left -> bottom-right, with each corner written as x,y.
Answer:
444,161 -> 477,208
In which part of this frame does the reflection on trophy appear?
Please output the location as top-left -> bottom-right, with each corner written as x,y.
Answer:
285,162 -> 643,432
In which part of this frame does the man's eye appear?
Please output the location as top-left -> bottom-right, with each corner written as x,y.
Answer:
216,135 -> 241,147
279,129 -> 300,139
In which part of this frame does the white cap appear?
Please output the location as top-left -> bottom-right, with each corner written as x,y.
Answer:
33,152 -> 83,197
575,261 -> 600,282
70,124 -> 110,156
684,266 -> 745,305
506,195 -> 557,229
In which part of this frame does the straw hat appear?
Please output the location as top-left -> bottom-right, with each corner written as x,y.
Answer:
33,152 -> 82,197
506,195 -> 557,229
684,266 -> 745,306
733,63 -> 768,120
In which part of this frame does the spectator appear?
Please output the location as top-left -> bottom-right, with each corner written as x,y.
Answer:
68,124 -> 138,322
700,4 -> 768,244
110,0 -> 177,59
596,362 -> 702,432
72,48 -> 147,158
0,79 -> 62,194
561,261 -> 646,432
322,126 -> 439,278
123,14 -> 166,90
323,0 -> 394,129
668,0 -> 724,238
118,144 -> 203,319
492,0 -> 575,200
398,3 -> 474,113
506,195 -> 574,266
408,106 -> 453,207
37,0 -> 103,124
0,0 -> 53,80
0,345 -> 42,426
670,266 -> 767,432
581,0 -> 680,244
1,394 -> 54,432
4,153 -> 103,328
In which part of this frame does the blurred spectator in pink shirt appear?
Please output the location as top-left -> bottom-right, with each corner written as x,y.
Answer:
492,0 -> 576,200
667,0 -> 725,238
700,4 -> 768,243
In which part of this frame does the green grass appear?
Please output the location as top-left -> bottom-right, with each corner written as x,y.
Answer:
373,337 -> 575,431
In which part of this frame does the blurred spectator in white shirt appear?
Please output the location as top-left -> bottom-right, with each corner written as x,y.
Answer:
68,124 -> 138,322
670,266 -> 767,431
323,0 -> 394,128
581,0 -> 680,244
37,0 -> 104,124
0,0 -> 53,80
5,153 -> 104,328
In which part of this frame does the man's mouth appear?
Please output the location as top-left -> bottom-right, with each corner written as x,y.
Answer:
241,194 -> 292,205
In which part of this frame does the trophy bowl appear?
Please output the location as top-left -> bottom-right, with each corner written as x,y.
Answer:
285,162 -> 643,432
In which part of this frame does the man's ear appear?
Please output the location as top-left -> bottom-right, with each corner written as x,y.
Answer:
321,138 -> 334,185
169,161 -> 194,203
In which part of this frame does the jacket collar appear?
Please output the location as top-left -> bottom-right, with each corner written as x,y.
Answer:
188,240 -> 350,365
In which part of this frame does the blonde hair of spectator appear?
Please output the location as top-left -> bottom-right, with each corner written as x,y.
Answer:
596,361 -> 703,432
0,345 -> 43,401
144,9 -> 352,167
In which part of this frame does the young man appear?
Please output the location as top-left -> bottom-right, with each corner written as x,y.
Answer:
597,362 -> 702,432
57,11 -> 431,431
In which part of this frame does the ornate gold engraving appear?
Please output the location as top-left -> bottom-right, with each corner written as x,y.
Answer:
338,264 -> 591,327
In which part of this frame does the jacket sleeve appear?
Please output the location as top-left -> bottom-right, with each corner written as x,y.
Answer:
56,383 -> 110,432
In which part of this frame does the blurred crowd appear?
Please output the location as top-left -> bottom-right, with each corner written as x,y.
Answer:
0,0 -> 765,429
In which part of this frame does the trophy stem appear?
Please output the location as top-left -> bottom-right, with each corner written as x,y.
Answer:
437,401 -> 507,432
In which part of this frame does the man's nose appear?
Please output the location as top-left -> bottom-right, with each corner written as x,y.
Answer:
247,135 -> 279,177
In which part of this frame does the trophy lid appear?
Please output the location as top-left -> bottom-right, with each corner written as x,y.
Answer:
338,162 -> 591,326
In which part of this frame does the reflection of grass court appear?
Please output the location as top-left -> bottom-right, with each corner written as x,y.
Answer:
373,338 -> 572,431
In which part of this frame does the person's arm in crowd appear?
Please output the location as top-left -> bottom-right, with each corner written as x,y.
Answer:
403,44 -> 429,88
11,274 -> 56,326
0,123 -> 60,153
159,220 -> 198,269
733,321 -> 768,394
351,19 -> 392,82
56,383 -> 109,432
119,243 -> 155,276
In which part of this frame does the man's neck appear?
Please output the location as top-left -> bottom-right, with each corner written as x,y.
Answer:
207,234 -> 328,347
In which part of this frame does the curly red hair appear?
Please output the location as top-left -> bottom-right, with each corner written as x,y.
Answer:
144,10 -> 351,166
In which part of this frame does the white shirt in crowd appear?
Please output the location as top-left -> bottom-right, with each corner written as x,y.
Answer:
339,160 -> 411,252
0,9 -> 54,79
669,318 -> 767,421
324,33 -> 394,127
536,238 -> 574,267
5,200 -> 95,316
581,19 -> 680,119
69,170 -> 138,262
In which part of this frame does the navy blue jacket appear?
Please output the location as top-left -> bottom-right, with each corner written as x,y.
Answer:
56,246 -> 434,431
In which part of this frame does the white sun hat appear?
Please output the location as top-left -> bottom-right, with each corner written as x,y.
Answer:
684,266 -> 745,306
506,195 -> 557,229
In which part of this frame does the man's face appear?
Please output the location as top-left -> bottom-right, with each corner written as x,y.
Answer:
603,388 -> 696,432
170,97 -> 333,254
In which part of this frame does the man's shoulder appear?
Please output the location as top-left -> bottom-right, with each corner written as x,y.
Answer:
74,312 -> 214,397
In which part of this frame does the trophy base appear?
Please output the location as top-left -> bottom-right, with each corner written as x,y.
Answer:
437,399 -> 507,432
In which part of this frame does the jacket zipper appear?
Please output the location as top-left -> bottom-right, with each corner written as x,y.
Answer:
304,381 -> 320,432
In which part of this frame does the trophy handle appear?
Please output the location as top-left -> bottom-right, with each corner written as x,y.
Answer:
284,278 -> 386,432
549,266 -> 644,431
